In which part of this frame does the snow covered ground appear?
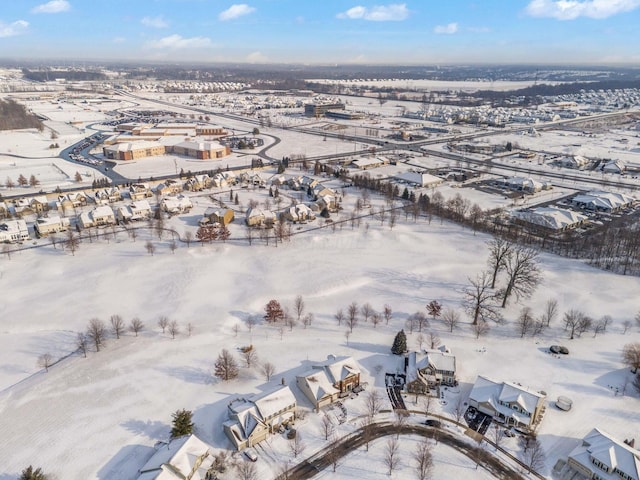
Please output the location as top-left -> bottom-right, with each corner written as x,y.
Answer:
0,212 -> 639,479
1,90 -> 639,480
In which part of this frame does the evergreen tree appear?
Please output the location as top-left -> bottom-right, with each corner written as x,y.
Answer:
391,329 -> 407,355
170,409 -> 194,438
19,466 -> 47,480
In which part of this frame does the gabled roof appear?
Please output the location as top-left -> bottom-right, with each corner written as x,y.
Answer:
138,434 -> 213,480
297,370 -> 340,402
512,207 -> 587,230
313,355 -> 361,385
569,428 -> 640,480
469,376 -> 545,426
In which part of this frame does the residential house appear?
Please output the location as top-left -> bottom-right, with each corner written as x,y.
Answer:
245,207 -> 276,227
316,194 -> 338,213
184,174 -> 212,192
200,207 -> 234,226
602,160 -> 626,174
406,348 -> 457,394
296,355 -> 362,410
0,220 -> 30,243
557,155 -> 590,169
34,215 -> 70,237
238,172 -> 265,188
212,172 -> 236,188
155,179 -> 183,196
223,385 -> 297,450
95,187 -> 122,205
79,206 -> 116,229
129,183 -> 152,201
56,192 -> 88,214
467,376 -> 546,432
283,204 -> 316,223
310,184 -> 335,200
117,200 -> 152,222
564,428 -> 640,480
394,171 -> 443,188
161,195 -> 193,215
14,195 -> 49,215
137,434 -> 213,480
500,176 -> 546,193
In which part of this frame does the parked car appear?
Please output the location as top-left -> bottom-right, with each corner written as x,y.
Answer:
504,429 -> 516,437
550,345 -> 569,354
243,449 -> 258,462
424,419 -> 442,428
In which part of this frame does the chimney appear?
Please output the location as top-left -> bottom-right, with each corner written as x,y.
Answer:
281,377 -> 286,386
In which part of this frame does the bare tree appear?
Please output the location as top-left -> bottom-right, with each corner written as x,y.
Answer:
260,361 -> 276,381
158,316 -> 169,333
129,317 -> 144,337
492,423 -> 505,450
451,395 -> 466,423
365,390 -> 384,418
622,320 -> 632,334
516,307 -> 535,338
242,346 -> 258,368
232,323 -> 240,337
294,295 -> 305,323
360,415 -> 374,451
383,437 -> 401,475
284,308 -> 297,331
487,238 -> 513,288
542,298 -> 559,326
394,410 -> 409,438
577,315 -> 593,336
622,343 -> 640,373
334,308 -> 344,326
2,244 -> 11,260
65,230 -> 79,255
428,331 -> 441,349
214,349 -> 239,381
500,246 -> 542,307
110,314 -> 125,339
38,353 -> 54,372
326,435 -> 342,472
289,431 -> 306,458
145,241 -> 156,256
420,394 -> 432,417
302,313 -> 314,329
471,445 -> 490,470
600,315 -> 613,333
184,230 -> 193,247
168,320 -> 180,339
464,272 -> 502,325
87,318 -> 106,352
347,302 -> 358,333
76,332 -> 88,357
321,415 -> 335,440
472,320 -> 490,339
236,461 -> 258,480
246,315 -> 257,332
413,439 -> 434,480
361,303 -> 374,323
371,312 -> 382,328
169,239 -> 177,253
521,437 -> 546,474
187,323 -> 194,336
412,311 -> 429,332
442,308 -> 460,332
344,329 -> 351,346
383,304 -> 393,324
416,333 -> 425,351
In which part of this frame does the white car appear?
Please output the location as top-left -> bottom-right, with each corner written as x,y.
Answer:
243,449 -> 258,462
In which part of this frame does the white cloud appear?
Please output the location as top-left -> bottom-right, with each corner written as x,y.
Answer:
218,4 -> 256,21
141,16 -> 168,28
525,0 -> 640,20
246,51 -> 268,63
0,20 -> 29,37
146,34 -> 213,50
434,22 -> 458,34
31,0 -> 71,14
337,3 -> 410,21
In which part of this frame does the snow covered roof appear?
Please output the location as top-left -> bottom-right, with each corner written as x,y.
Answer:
423,349 -> 456,372
313,355 -> 361,385
512,207 -> 588,230
138,434 -> 213,480
92,205 -> 115,218
253,385 -> 297,420
572,190 -> 634,211
394,171 -> 443,187
297,369 -> 340,402
469,376 -> 545,426
568,428 -> 640,480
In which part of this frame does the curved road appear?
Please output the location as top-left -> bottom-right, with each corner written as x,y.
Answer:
279,421 -> 527,480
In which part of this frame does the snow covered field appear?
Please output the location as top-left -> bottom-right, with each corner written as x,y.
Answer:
0,213 -> 639,479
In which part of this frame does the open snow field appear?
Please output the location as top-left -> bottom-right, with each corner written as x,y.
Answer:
0,214 -> 639,479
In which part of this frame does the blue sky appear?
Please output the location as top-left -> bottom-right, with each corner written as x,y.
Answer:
1,0 -> 639,64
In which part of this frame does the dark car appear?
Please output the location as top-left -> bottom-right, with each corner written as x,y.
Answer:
550,345 -> 569,354
424,419 -> 442,428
